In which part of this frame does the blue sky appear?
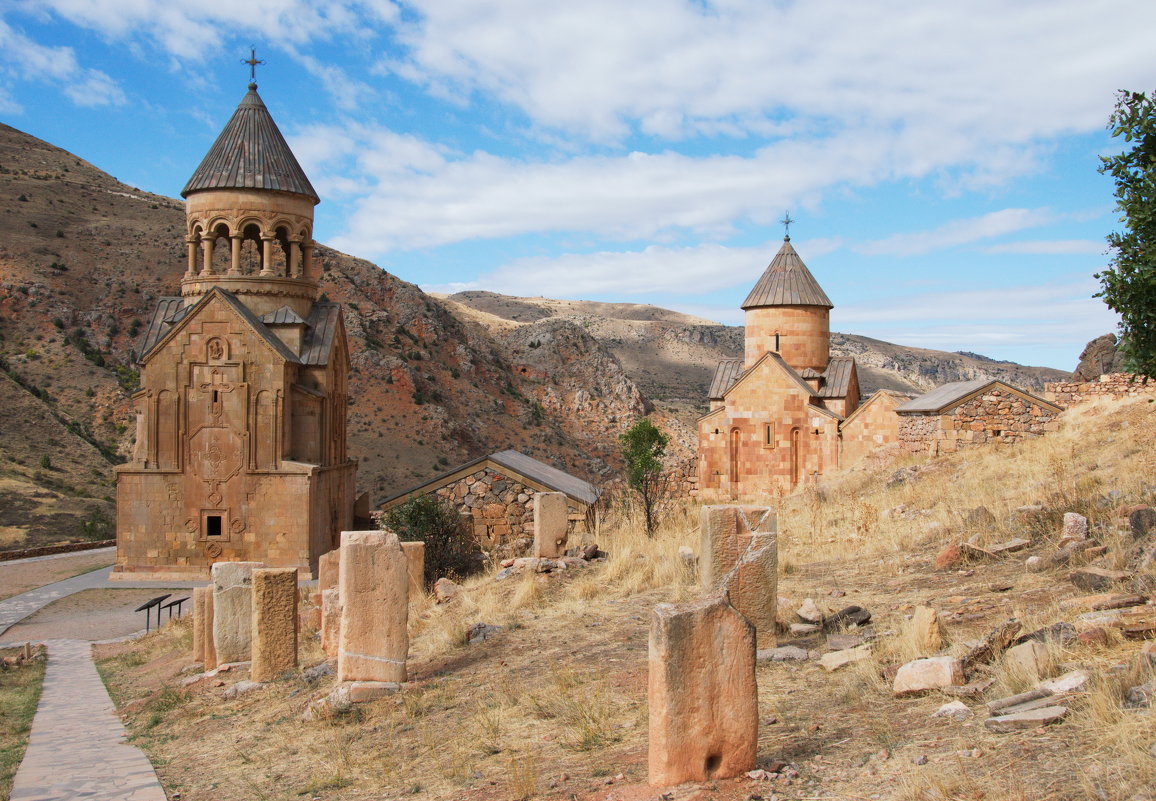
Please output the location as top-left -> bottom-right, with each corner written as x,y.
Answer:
3,1 -> 1151,370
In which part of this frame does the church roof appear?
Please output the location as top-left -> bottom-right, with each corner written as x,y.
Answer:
261,306 -> 307,325
181,84 -> 319,202
741,238 -> 833,310
708,359 -> 745,400
709,355 -> 856,401
815,357 -> 856,399
300,303 -> 343,366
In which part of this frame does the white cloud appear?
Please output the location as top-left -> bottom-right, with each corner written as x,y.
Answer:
982,240 -> 1106,255
857,209 -> 1058,257
0,17 -> 125,107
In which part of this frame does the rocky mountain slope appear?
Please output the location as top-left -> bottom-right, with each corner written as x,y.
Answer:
0,122 -> 1070,549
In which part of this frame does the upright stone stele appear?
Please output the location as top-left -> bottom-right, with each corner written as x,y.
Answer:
320,587 -> 341,659
212,561 -> 264,664
250,568 -> 299,682
700,505 -> 778,647
337,530 -> 408,682
203,588 -> 218,671
399,540 -> 426,599
533,492 -> 569,558
649,594 -> 758,787
192,585 -> 209,663
318,549 -> 340,593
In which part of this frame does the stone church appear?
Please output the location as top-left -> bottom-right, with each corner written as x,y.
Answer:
697,236 -> 904,498
112,79 -> 356,580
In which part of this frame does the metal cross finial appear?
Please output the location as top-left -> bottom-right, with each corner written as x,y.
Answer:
780,211 -> 794,241
242,47 -> 265,84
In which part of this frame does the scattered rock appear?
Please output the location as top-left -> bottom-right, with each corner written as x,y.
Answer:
823,606 -> 871,631
223,680 -> 262,700
678,546 -> 697,571
1070,567 -> 1132,592
987,688 -> 1052,715
1059,513 -> 1089,546
434,577 -> 461,603
1014,622 -> 1076,647
581,543 -> 602,560
912,754 -> 928,766
984,706 -> 1067,733
796,598 -> 824,624
1078,627 -> 1110,646
987,538 -> 1031,555
467,622 -> 503,644
825,633 -> 864,651
818,645 -> 872,672
757,645 -> 808,662
789,623 -> 821,636
935,543 -> 962,570
961,619 -> 1022,674
964,506 -> 997,529
893,656 -> 965,695
933,700 -> 974,720
302,661 -> 333,683
829,589 -> 846,598
1025,556 -> 1045,572
910,606 -> 943,655
1060,593 -> 1147,612
940,677 -> 996,699
1004,641 -> 1057,682
1039,669 -> 1091,695
1125,681 -> 1155,709
1075,606 -> 1156,638
1129,507 -> 1156,538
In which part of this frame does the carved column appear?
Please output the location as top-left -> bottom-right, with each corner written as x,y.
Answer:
201,237 -> 214,276
185,236 -> 198,277
229,234 -> 243,275
289,239 -> 302,278
302,242 -> 315,280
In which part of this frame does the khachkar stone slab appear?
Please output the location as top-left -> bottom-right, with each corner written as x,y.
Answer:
533,492 -> 569,558
203,588 -> 218,670
700,505 -> 778,647
250,568 -> 299,682
400,540 -> 426,598
318,549 -> 340,593
337,530 -> 408,682
212,561 -> 264,664
192,586 -> 209,664
648,594 -> 758,787
321,588 -> 341,659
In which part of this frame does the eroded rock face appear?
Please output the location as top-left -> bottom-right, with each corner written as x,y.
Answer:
212,561 -> 264,664
337,530 -> 408,683
648,595 -> 757,787
250,568 -> 298,682
1072,333 -> 1124,380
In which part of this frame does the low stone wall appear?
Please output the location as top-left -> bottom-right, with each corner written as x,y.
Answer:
1045,373 -> 1156,406
0,539 -> 116,562
898,388 -> 1060,455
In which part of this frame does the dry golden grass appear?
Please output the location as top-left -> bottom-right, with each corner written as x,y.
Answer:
90,395 -> 1156,801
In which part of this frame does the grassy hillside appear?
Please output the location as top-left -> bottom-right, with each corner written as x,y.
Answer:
94,395 -> 1155,800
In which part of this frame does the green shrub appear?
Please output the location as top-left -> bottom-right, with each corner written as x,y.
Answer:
383,495 -> 483,586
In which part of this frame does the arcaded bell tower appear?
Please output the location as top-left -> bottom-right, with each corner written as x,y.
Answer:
740,235 -> 833,373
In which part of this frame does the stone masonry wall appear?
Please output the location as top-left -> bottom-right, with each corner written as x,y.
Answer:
1045,373 -> 1156,406
430,466 -> 589,559
898,388 -> 1060,456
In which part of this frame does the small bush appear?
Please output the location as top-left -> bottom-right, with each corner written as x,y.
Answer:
383,495 -> 484,586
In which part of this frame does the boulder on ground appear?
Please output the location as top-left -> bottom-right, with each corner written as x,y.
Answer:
1003,640 -> 1056,682
910,606 -> 943,655
819,645 -> 872,672
434,577 -> 461,603
893,656 -> 965,695
796,598 -> 824,624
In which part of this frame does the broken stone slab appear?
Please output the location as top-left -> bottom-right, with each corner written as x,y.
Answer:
346,681 -> 403,703
987,538 -> 1031,555
212,561 -> 265,665
466,622 -> 503,644
933,701 -> 974,720
648,594 -> 757,787
825,633 -> 864,652
789,623 -> 821,636
940,677 -> 996,699
961,619 -> 1022,675
987,687 -> 1052,715
757,645 -> 808,662
995,694 -> 1072,717
1070,567 -> 1133,593
1060,593 -> 1147,612
223,680 -> 262,700
1014,622 -> 1076,647
818,645 -> 872,672
1003,640 -> 1056,682
1075,606 -> 1156,637
983,705 -> 1067,733
894,656 -> 965,695
1039,669 -> 1091,695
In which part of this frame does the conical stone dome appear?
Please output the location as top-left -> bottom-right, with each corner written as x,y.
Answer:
741,238 -> 832,310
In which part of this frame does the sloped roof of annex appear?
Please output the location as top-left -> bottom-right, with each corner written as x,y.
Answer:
895,378 -> 1062,415
699,350 -> 842,422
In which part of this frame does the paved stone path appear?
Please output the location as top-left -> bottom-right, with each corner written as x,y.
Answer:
10,639 -> 167,801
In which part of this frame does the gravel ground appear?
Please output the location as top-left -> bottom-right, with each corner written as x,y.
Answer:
0,549 -> 116,601
0,589 -> 190,643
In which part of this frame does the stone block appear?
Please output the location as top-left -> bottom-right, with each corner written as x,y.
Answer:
203,588 -> 217,671
318,548 -> 340,592
321,588 -> 341,659
192,585 -> 209,664
893,656 -> 965,695
250,568 -> 298,682
212,561 -> 264,664
1004,640 -> 1055,682
400,541 -> 426,598
337,530 -> 408,683
910,606 -> 944,655
533,492 -> 569,558
648,594 -> 757,787
984,705 -> 1067,733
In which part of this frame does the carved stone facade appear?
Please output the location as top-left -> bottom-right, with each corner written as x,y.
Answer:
113,80 -> 355,580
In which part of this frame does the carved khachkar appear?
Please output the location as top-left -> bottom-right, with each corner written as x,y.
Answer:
113,74 -> 356,581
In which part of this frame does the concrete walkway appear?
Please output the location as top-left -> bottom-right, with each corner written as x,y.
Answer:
10,639 -> 167,801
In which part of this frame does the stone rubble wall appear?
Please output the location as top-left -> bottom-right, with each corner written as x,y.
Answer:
1045,373 -> 1156,406
898,388 -> 1060,455
430,466 -> 590,559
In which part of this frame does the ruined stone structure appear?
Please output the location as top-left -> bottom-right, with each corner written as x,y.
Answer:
896,379 -> 1063,455
698,237 -> 900,497
1045,373 -> 1156,406
113,79 -> 355,580
379,450 -> 599,558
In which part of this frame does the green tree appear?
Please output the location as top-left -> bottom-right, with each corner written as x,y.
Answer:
383,495 -> 483,586
1098,90 -> 1156,379
619,417 -> 669,536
